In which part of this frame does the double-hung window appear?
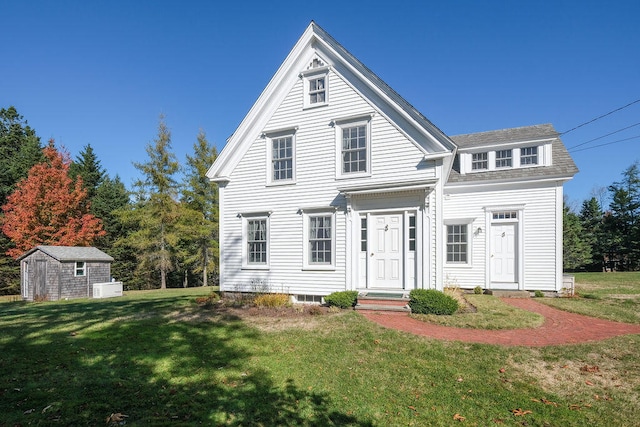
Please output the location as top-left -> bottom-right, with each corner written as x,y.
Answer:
302,60 -> 329,109
243,214 -> 270,268
342,125 -> 367,173
336,117 -> 371,178
271,135 -> 294,182
495,149 -> 512,168
265,129 -> 296,185
302,210 -> 336,269
309,215 -> 332,264
74,261 -> 86,277
446,224 -> 469,264
308,76 -> 326,104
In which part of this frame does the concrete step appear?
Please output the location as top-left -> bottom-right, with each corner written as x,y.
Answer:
356,292 -> 411,312
354,303 -> 411,312
485,290 -> 531,298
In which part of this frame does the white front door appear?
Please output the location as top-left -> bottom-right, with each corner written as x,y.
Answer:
370,213 -> 403,289
491,223 -> 517,287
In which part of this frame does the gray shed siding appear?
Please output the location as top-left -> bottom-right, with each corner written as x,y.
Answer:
20,248 -> 112,301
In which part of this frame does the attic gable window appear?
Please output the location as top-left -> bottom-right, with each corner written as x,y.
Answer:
309,77 -> 326,104
74,261 -> 86,277
301,58 -> 329,109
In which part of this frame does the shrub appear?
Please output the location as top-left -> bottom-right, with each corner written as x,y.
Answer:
534,290 -> 544,298
473,286 -> 483,295
408,289 -> 459,315
324,291 -> 358,309
253,293 -> 291,308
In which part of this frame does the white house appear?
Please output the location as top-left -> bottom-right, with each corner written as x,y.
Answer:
206,22 -> 577,301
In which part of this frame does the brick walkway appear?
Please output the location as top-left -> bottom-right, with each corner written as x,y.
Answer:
359,298 -> 640,347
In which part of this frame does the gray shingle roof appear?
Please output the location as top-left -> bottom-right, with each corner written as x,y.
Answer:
447,124 -> 578,185
19,246 -> 114,262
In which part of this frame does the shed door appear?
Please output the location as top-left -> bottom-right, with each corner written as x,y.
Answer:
35,260 -> 47,299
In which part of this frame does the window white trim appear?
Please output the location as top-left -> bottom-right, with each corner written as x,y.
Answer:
302,210 -> 336,270
74,261 -> 86,277
265,129 -> 296,186
444,219 -> 474,266
301,66 -> 329,109
241,212 -> 270,270
471,152 -> 488,170
335,117 -> 372,179
460,142 -> 552,174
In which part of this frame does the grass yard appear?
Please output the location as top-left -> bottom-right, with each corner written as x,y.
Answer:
1,278 -> 639,426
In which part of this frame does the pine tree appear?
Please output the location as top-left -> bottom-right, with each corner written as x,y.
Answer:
181,129 -> 219,287
0,106 -> 44,204
1,142 -> 105,258
607,162 -> 640,270
117,116 -> 181,289
579,197 -> 604,271
563,201 -> 591,271
69,144 -> 106,200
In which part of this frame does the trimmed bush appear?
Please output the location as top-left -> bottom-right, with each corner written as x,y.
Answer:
324,290 -> 358,309
254,293 -> 291,308
409,289 -> 459,315
534,290 -> 544,298
473,286 -> 483,295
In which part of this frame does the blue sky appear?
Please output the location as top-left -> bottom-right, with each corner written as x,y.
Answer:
2,0 -> 639,208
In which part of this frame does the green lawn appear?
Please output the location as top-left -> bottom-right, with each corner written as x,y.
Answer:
1,280 -> 639,426
541,272 -> 640,324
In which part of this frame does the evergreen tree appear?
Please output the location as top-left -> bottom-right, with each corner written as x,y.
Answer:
0,106 -> 44,204
0,107 -> 44,294
91,175 -> 137,285
117,115 -> 181,289
69,144 -> 105,200
563,201 -> 591,271
607,162 -> 640,270
180,129 -> 219,287
579,197 -> 604,271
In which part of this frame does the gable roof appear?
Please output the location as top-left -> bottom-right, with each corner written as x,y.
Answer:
207,21 -> 456,182
447,124 -> 578,185
18,246 -> 114,262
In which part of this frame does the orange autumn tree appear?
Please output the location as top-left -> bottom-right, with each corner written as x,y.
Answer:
1,142 -> 105,258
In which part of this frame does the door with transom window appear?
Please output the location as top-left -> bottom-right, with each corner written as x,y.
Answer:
490,223 -> 517,286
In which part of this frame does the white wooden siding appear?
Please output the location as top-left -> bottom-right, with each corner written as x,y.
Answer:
220,70 -> 438,295
443,184 -> 560,291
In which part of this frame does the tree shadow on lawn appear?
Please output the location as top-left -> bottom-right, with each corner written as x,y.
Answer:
0,298 -> 371,426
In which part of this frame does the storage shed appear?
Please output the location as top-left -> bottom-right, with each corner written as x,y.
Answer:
18,246 -> 115,301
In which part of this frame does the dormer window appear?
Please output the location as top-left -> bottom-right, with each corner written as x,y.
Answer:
472,152 -> 488,170
520,146 -> 538,165
495,150 -> 512,168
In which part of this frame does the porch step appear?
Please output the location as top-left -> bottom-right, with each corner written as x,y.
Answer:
485,290 -> 531,298
355,292 -> 411,312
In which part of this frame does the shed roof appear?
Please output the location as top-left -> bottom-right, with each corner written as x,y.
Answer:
18,246 -> 114,262
447,124 -> 578,185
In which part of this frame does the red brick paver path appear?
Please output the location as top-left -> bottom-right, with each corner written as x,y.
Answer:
360,298 -> 640,347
